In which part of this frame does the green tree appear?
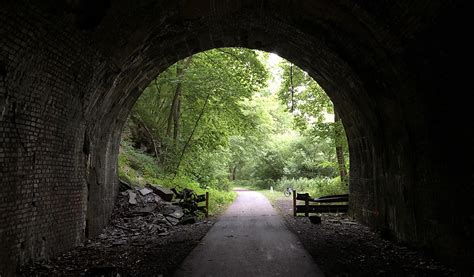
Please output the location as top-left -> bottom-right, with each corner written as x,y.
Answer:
126,48 -> 268,185
120,48 -> 348,197
277,61 -> 349,184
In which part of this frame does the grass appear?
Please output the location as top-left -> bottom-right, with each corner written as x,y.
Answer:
150,176 -> 236,216
232,182 -> 287,205
232,176 -> 348,205
118,139 -> 346,217
118,139 -> 236,216
257,189 -> 289,204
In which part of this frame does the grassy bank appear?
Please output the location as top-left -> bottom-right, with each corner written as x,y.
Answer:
118,140 -> 236,216
233,176 -> 348,203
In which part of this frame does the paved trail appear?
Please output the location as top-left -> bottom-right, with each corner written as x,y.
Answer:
174,188 -> 324,276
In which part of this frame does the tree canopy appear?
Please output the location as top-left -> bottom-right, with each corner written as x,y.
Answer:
119,48 -> 349,199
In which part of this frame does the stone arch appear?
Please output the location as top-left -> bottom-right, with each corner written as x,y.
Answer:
86,0 -> 419,242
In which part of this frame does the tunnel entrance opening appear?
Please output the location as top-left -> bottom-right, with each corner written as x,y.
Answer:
43,48 -> 356,274
116,48 -> 350,214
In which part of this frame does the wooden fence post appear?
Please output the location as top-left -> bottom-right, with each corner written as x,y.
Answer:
205,191 -> 209,218
293,190 -> 297,217
305,196 -> 309,217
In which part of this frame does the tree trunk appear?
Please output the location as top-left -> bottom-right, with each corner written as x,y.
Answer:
228,166 -> 234,180
166,57 -> 193,142
232,166 -> 237,180
290,64 -> 295,112
334,110 -> 348,185
228,165 -> 237,180
133,115 -> 161,163
173,87 -> 181,143
173,92 -> 211,176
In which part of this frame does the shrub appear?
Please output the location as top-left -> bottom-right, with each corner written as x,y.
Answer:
118,139 -> 161,186
274,176 -> 348,198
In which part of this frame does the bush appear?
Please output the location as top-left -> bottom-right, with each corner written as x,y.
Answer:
273,176 -> 348,198
149,175 -> 236,216
119,139 -> 236,216
118,140 -> 160,186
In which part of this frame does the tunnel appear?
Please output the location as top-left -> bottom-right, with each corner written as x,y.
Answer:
0,0 -> 473,275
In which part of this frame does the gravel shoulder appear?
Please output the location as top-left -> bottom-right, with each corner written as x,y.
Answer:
272,197 -> 464,277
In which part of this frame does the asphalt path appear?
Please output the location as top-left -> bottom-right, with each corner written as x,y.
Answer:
174,188 -> 324,276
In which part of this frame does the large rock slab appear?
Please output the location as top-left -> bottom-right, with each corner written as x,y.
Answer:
146,184 -> 174,202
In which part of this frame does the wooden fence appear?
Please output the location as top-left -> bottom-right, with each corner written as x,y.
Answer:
293,191 -> 348,217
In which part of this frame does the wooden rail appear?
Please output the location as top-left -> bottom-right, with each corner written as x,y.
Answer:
196,192 -> 209,217
293,191 -> 348,217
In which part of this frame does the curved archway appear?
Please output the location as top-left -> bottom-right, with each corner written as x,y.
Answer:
0,0 -> 472,273
85,0 -> 418,245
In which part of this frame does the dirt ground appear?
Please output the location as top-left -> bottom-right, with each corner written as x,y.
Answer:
19,192 -> 470,276
19,221 -> 213,277
273,198 -> 467,277
19,191 -> 216,277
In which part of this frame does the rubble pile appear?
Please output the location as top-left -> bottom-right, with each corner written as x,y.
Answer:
18,184 -> 211,276
98,185 -> 203,245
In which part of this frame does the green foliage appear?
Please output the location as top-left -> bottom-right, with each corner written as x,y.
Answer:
232,124 -> 339,183
273,177 -> 348,198
119,48 -> 267,214
119,48 -> 351,216
119,142 -> 236,214
233,176 -> 348,202
277,62 -> 333,130
130,48 -> 268,176
118,140 -> 160,186
276,60 -> 350,180
148,175 -> 236,216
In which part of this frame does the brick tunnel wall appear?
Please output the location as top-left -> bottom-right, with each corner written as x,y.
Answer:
1,0 -> 473,275
0,3 -> 122,274
0,5 -> 90,273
